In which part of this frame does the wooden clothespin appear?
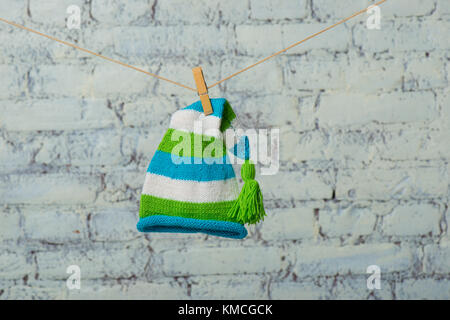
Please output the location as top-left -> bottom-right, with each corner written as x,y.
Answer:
192,66 -> 213,115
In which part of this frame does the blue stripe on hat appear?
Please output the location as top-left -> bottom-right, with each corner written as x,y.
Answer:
230,136 -> 251,160
183,98 -> 227,118
137,215 -> 248,239
147,150 -> 236,181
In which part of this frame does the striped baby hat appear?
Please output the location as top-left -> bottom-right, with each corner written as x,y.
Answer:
137,98 -> 265,239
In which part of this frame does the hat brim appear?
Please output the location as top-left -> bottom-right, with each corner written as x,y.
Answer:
137,215 -> 247,239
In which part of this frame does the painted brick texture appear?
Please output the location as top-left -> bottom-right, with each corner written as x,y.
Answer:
0,0 -> 449,300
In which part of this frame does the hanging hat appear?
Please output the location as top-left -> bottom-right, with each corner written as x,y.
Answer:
137,98 -> 265,239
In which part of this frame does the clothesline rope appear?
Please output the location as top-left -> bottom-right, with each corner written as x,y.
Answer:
208,0 -> 387,89
0,17 -> 197,92
0,0 -> 387,92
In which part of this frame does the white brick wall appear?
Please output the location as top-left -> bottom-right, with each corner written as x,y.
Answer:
294,244 -> 417,277
0,0 -> 449,300
162,246 -> 283,276
424,242 -> 450,274
36,243 -> 149,280
382,202 -> 441,236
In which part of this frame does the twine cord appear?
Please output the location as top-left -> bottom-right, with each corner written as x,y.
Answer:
0,0 -> 387,91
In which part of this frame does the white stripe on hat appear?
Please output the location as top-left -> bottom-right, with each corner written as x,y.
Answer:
169,109 -> 223,138
142,172 -> 239,203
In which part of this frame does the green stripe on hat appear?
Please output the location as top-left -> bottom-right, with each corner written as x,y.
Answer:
139,194 -> 237,222
157,128 -> 227,158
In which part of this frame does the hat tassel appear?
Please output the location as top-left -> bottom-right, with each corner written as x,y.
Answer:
228,160 -> 266,224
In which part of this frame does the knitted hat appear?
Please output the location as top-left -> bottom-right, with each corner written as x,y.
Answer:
137,98 -> 265,239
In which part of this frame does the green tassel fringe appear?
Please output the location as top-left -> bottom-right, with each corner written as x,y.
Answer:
228,160 -> 266,224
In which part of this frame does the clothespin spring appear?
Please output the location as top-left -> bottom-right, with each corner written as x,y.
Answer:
192,66 -> 213,115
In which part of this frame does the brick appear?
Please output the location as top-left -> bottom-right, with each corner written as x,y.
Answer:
375,128 -> 443,161
317,92 -> 437,128
222,58 -> 283,94
270,281 -> 330,300
67,129 -> 123,166
191,275 -> 267,299
1,26 -> 92,64
132,129 -> 165,164
216,0 -> 252,24
354,21 -> 450,52
91,64 -> 150,97
0,99 -> 79,131
294,244 -> 415,277
282,23 -> 350,54
122,97 -> 178,128
227,94 -> 307,129
312,0 -> 435,19
447,206 -> 450,238
436,0 -> 450,16
162,246 -> 282,276
260,206 -> 320,241
260,170 -> 333,201
98,170 -> 143,204
0,31 -> 46,64
91,0 -> 151,25
3,284 -> 66,300
360,200 -> 395,217
319,203 -> 377,237
424,242 -> 450,274
404,58 -> 447,90
236,25 -> 283,56
33,134 -> 70,166
79,28 -> 116,55
67,280 -> 188,299
441,90 -> 450,129
0,99 -> 116,131
156,0 -> 249,24
285,57 -> 346,90
0,135 -> 35,174
336,166 -> 448,200
250,0 -> 308,20
312,0 -> 371,20
0,173 -> 99,205
325,130 -> 381,166
382,202 -> 441,236
23,207 -> 86,242
0,1 -> 26,21
332,276 -> 393,300
396,278 -> 450,300
434,128 -> 450,159
287,55 -> 404,94
90,207 -> 138,242
112,26 -> 230,59
116,281 -> 188,299
281,130 -> 330,163
297,95 -> 317,131
80,100 -> 118,128
0,250 -> 32,279
344,58 -> 403,93
383,0 -> 436,17
0,207 -> 22,242
29,65 -> 92,98
0,65 -> 24,99
36,244 -> 149,279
